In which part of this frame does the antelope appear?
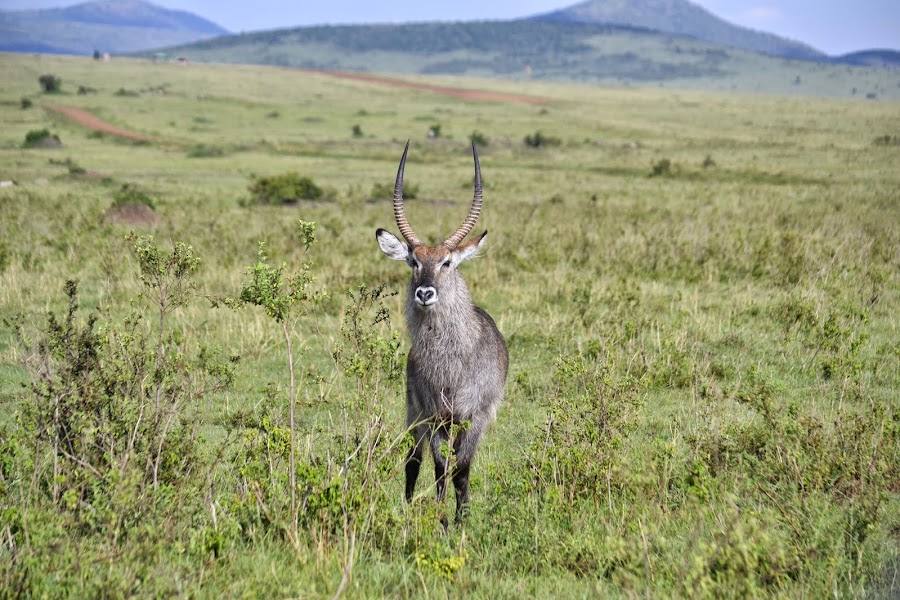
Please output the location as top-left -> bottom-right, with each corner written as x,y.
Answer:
375,142 -> 508,522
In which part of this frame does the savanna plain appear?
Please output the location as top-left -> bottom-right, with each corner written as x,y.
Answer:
0,53 -> 898,598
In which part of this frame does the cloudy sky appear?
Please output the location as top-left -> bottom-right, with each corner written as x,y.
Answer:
1,0 -> 897,55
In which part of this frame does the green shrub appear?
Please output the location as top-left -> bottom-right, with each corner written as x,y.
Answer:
20,97 -> 32,109
532,355 -> 644,504
48,157 -> 85,175
114,88 -> 139,97
872,134 -> 900,146
186,143 -> 227,158
352,124 -> 363,137
524,130 -> 561,148
38,74 -> 61,93
470,130 -> 489,146
113,182 -> 155,209
22,129 -> 61,148
0,240 -> 234,586
0,241 -> 9,273
369,180 -> 418,201
248,172 -> 323,204
651,158 -> 672,176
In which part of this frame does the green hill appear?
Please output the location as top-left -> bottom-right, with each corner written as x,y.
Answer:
833,49 -> 900,68
154,20 -> 899,98
533,0 -> 824,59
0,0 -> 229,55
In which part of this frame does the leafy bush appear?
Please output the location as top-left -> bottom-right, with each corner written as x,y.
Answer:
112,182 -> 155,209
333,284 -> 403,399
369,180 -> 418,201
48,157 -> 86,175
0,242 -> 9,273
248,172 -> 323,204
872,134 -> 900,146
38,74 -> 61,93
114,88 -> 139,97
20,97 -> 32,109
211,226 -> 408,552
651,158 -> 672,176
0,239 -> 234,591
22,129 -> 61,148
186,143 -> 227,158
352,124 -> 363,137
524,130 -> 561,148
470,130 -> 489,146
76,85 -> 97,95
532,355 -> 644,504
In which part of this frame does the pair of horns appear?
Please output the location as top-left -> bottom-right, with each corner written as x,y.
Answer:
392,141 -> 483,250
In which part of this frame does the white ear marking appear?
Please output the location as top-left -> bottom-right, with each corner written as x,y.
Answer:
454,232 -> 487,263
376,229 -> 409,261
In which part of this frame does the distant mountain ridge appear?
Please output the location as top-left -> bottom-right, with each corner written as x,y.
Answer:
0,0 -> 228,55
2,0 -> 896,98
532,0 -> 825,60
154,18 -> 900,98
831,49 -> 900,68
49,0 -> 226,33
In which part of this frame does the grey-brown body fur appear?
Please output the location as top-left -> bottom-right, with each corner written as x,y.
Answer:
375,141 -> 508,521
406,281 -> 507,425
404,278 -> 508,519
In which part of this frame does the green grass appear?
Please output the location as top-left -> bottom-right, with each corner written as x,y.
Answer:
0,52 -> 898,598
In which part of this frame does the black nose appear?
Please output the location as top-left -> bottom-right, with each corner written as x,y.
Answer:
416,287 -> 435,303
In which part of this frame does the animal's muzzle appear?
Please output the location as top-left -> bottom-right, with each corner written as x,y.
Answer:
415,286 -> 437,308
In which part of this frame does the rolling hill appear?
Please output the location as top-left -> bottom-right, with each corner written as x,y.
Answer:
153,19 -> 899,98
532,0 -> 824,60
0,0 -> 229,55
2,0 -> 896,97
831,49 -> 900,69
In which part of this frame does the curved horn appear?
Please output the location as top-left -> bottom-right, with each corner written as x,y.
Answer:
443,142 -> 483,250
393,141 -> 421,247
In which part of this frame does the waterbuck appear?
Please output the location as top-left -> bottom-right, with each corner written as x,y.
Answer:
375,142 -> 508,522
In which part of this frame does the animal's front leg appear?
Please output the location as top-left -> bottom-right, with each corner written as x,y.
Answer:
405,423 -> 427,502
429,424 -> 450,502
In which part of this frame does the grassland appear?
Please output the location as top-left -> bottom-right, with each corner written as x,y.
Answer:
0,53 -> 898,598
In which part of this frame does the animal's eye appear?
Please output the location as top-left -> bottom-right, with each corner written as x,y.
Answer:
442,259 -> 452,268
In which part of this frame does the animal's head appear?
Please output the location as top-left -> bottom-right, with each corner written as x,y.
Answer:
376,142 -> 487,312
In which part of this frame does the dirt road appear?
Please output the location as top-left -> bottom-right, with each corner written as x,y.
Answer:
45,105 -> 154,142
305,69 -> 549,105
44,70 -> 547,140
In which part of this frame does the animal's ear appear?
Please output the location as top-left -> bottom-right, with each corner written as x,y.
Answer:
453,230 -> 487,263
376,228 -> 409,261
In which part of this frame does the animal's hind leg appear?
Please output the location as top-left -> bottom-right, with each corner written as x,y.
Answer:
405,423 -> 427,502
452,420 -> 485,522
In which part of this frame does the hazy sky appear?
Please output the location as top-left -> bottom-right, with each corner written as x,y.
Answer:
1,0 -> 897,55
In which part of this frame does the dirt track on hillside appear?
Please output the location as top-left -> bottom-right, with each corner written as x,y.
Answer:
304,69 -> 549,105
44,72 -> 546,141
45,105 -> 154,142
